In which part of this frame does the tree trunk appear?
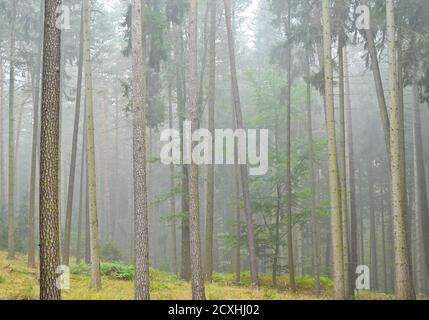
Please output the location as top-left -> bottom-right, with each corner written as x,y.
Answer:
361,0 -> 390,158
173,22 -> 191,281
131,0 -> 150,300
224,0 -> 259,288
344,46 -> 358,297
83,0 -> 101,290
338,31 -> 351,299
187,0 -> 206,300
412,77 -> 429,281
204,0 -> 216,282
0,58 -> 4,218
306,46 -> 321,294
63,5 -> 84,266
322,0 -> 345,300
76,119 -> 86,264
7,0 -> 17,261
0,57 -> 5,214
368,162 -> 378,291
28,0 -> 44,268
168,84 -> 178,275
386,0 -> 415,300
39,0 -> 62,300
285,0 -> 296,293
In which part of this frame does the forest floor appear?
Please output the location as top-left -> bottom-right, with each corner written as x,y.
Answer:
0,251 -> 404,300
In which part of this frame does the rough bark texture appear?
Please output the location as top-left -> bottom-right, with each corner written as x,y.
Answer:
386,0 -> 415,300
322,0 -> 345,300
224,0 -> 259,288
39,0 -> 62,300
188,0 -> 206,300
83,0 -> 101,290
131,0 -> 150,300
204,0 -> 216,282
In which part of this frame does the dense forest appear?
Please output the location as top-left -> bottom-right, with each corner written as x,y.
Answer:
0,0 -> 429,301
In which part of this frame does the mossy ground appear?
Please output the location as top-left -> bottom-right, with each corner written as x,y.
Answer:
0,251 -> 403,300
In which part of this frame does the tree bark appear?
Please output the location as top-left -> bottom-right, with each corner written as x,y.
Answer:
338,30 -> 351,299
83,0 -> 101,290
204,0 -> 216,282
322,0 -> 345,300
344,46 -> 358,297
187,0 -> 206,300
386,0 -> 415,300
39,0 -> 62,300
131,0 -> 150,300
306,46 -> 321,294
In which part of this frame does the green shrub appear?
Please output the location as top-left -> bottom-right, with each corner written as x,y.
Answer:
101,262 -> 134,280
71,263 -> 90,276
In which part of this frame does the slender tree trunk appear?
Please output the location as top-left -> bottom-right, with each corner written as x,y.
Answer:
0,58 -> 5,216
204,0 -> 216,282
306,47 -> 321,294
168,84 -> 177,275
380,182 -> 388,293
39,0 -> 62,300
173,23 -> 191,281
233,163 -> 241,285
284,0 -> 296,293
368,162 -> 378,291
76,120 -> 86,264
361,0 -> 390,158
344,46 -> 358,296
412,77 -> 429,281
322,0 -> 345,300
338,31 -> 351,299
224,0 -> 259,288
7,0 -> 17,260
83,0 -> 101,290
386,0 -> 415,300
63,6 -> 84,266
28,0 -> 44,268
187,0 -> 206,300
272,92 -> 282,287
0,58 -> 5,213
131,0 -> 150,300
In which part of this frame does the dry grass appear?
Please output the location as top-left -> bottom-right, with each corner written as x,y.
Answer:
0,251 -> 408,300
